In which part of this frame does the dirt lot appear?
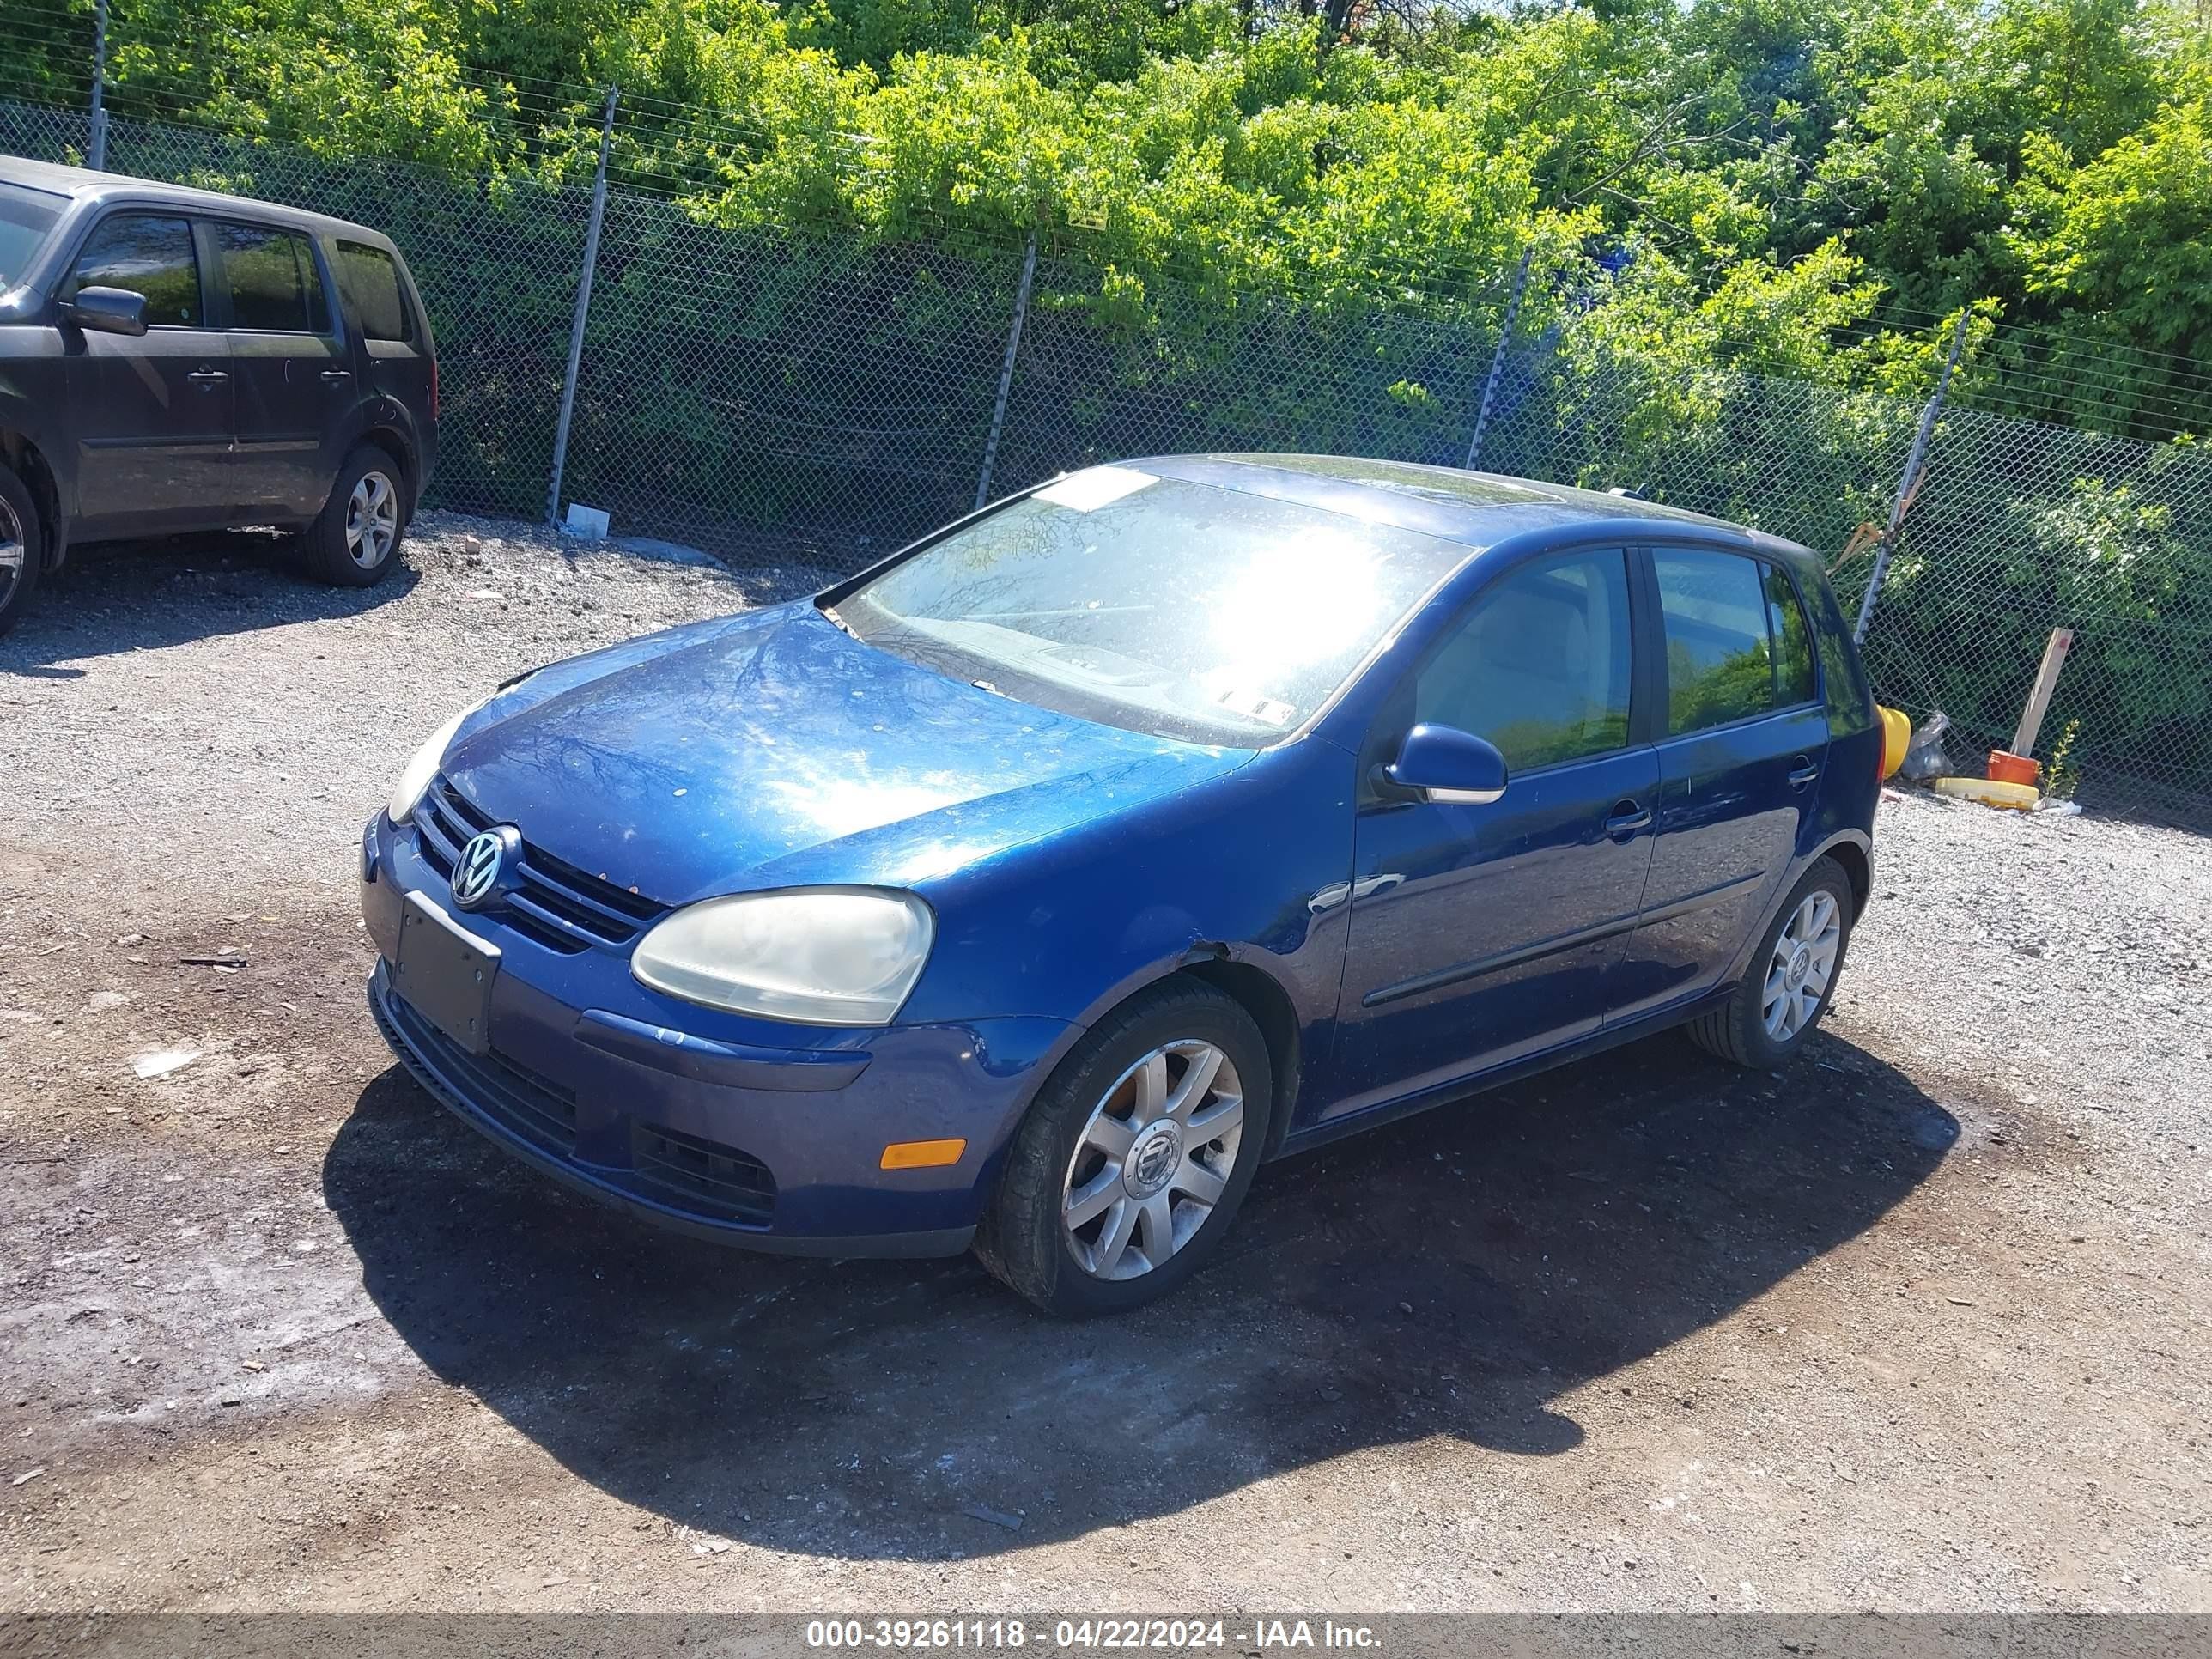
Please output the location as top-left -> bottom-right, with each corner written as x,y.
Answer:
2,519 -> 2208,1613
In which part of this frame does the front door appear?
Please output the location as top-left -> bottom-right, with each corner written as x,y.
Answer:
1609,547 -> 1832,1021
215,220 -> 350,518
60,210 -> 235,537
1329,546 -> 1657,1120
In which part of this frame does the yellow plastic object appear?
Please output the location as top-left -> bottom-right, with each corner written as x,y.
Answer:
1876,705 -> 1911,779
1933,775 -> 2039,811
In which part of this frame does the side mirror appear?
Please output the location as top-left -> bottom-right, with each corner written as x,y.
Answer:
1384,722 -> 1509,805
61,285 -> 148,337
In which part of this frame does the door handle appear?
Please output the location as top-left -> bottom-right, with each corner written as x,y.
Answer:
186,368 -> 228,384
1787,755 -> 1821,788
1604,799 -> 1652,839
320,368 -> 354,383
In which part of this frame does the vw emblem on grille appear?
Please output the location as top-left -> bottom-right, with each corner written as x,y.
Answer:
450,826 -> 521,910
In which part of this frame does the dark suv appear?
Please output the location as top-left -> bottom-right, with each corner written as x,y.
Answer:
0,155 -> 437,635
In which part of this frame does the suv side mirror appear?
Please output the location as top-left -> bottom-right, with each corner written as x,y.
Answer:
61,286 -> 148,337
1384,723 -> 1509,805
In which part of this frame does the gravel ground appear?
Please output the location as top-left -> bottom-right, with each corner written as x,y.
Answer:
1,517 -> 2209,1614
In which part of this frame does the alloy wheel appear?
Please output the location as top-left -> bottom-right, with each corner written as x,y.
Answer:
345,471 -> 399,568
1762,890 -> 1841,1041
0,495 -> 23,611
1061,1040 -> 1244,1280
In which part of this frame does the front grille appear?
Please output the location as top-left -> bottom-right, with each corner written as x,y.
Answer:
629,1121 -> 778,1227
413,774 -> 668,955
380,984 -> 579,1156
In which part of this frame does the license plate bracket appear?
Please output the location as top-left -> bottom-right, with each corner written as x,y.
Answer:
394,893 -> 501,1055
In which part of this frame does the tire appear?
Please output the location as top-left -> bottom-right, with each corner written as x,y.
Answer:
1687,855 -> 1855,1068
304,443 -> 409,586
0,461 -> 43,639
975,981 -> 1273,1317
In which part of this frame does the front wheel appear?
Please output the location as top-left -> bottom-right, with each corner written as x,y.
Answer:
304,444 -> 409,586
975,981 -> 1272,1316
1687,856 -> 1854,1068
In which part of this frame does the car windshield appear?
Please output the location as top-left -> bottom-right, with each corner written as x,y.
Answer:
0,181 -> 65,291
835,466 -> 1470,746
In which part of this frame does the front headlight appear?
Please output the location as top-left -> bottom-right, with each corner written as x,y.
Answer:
630,888 -> 935,1026
386,698 -> 483,826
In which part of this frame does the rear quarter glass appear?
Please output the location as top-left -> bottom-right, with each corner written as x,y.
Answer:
335,240 -> 414,343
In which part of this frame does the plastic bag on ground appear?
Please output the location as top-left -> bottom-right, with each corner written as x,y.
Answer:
1900,710 -> 1951,783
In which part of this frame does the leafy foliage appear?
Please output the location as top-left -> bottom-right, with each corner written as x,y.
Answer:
11,0 -> 2209,791
9,0 -> 2201,398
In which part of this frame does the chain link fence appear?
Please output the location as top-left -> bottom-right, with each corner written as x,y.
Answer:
5,97 -> 2210,817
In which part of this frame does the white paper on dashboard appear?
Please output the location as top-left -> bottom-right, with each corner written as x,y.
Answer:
1035,466 -> 1158,513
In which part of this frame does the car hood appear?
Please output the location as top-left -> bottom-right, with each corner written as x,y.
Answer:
443,602 -> 1250,903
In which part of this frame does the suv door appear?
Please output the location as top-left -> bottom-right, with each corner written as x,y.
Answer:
1608,545 -> 1830,1022
59,210 -> 234,536
1326,545 -> 1658,1121
213,219 -> 351,519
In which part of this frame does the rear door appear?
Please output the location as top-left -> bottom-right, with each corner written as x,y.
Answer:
1328,545 -> 1658,1119
215,219 -> 351,518
1607,545 -> 1830,1022
60,210 -> 234,536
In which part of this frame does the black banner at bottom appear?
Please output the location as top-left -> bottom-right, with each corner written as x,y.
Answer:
3,1615 -> 2209,1659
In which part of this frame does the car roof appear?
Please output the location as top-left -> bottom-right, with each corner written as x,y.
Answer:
1133,453 -> 1816,566
0,153 -> 395,246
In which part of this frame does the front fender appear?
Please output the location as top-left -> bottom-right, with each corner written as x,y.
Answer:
0,327 -> 76,565
893,739 -> 1358,1162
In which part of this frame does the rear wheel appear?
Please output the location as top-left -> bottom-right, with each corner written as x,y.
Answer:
975,981 -> 1271,1316
1687,856 -> 1853,1068
304,444 -> 408,586
0,461 -> 43,639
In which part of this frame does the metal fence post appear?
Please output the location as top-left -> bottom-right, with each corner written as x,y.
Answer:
1463,246 -> 1534,471
1853,308 -> 1972,646
88,0 -> 111,170
546,87 -> 619,528
974,233 -> 1039,512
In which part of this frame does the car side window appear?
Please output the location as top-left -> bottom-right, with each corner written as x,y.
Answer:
64,213 -> 203,327
335,240 -> 414,343
218,222 -> 330,333
1413,548 -> 1634,771
1765,563 -> 1817,706
1654,547 -> 1807,735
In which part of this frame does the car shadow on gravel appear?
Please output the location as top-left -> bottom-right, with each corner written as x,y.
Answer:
325,1026 -> 1958,1560
0,532 -> 418,673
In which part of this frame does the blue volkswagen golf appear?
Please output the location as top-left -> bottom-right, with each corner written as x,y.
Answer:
362,456 -> 1880,1315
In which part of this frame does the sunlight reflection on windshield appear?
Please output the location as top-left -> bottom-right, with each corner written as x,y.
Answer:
841,475 -> 1464,746
1206,526 -> 1391,686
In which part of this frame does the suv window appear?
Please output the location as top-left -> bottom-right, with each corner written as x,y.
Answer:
335,240 -> 413,343
218,222 -> 329,333
65,213 -> 203,326
1415,548 -> 1634,771
1655,547 -> 1825,734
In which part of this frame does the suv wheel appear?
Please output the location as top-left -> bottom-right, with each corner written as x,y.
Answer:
306,444 -> 408,586
1686,856 -> 1855,1068
975,981 -> 1272,1316
0,462 -> 43,639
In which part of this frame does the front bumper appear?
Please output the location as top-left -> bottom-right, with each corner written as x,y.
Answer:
361,813 -> 1072,1256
